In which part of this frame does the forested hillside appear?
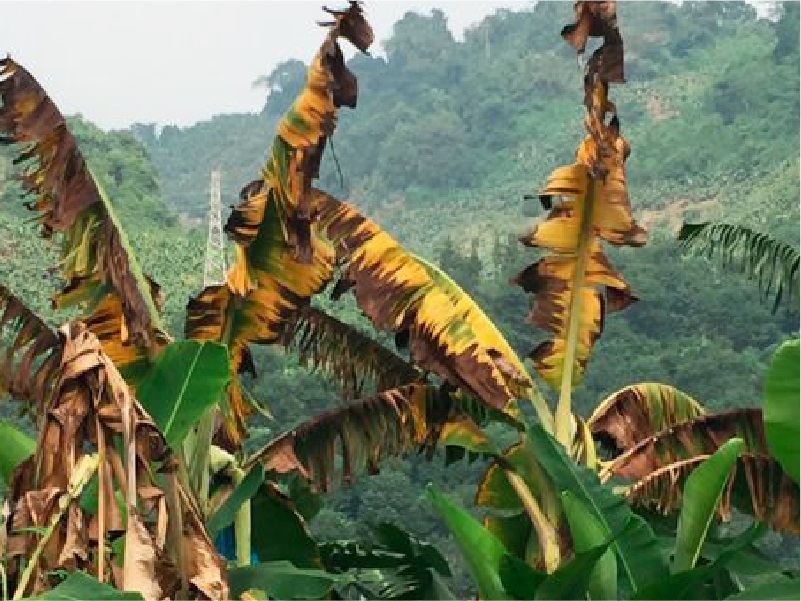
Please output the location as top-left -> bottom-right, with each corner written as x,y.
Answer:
0,1 -> 798,592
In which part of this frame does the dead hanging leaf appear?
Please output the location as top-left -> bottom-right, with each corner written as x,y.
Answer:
313,189 -> 532,412
278,305 -> 422,399
587,383 -> 706,455
4,322 -> 227,599
0,285 -> 61,416
0,58 -> 165,352
245,383 -> 491,492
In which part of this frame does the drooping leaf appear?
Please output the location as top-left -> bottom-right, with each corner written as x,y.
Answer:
0,421 -> 35,485
526,424 -> 667,595
426,485 -> 508,600
245,383 -> 493,492
135,340 -> 230,449
0,284 -> 61,413
603,408 -> 800,534
207,464 -> 264,539
764,338 -> 800,483
25,571 -> 143,600
0,58 -> 166,357
673,438 -> 746,573
313,189 -> 536,415
187,6 -> 373,447
561,491 -> 617,599
678,222 -> 800,313
588,383 -> 706,455
278,304 -> 421,399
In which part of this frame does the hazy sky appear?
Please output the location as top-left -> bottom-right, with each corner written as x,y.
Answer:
0,1 -> 527,130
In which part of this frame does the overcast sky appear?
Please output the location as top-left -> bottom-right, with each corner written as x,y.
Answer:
0,1 -> 528,130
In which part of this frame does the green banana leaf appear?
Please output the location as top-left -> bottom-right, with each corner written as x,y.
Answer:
764,338 -> 800,483
0,422 -> 34,485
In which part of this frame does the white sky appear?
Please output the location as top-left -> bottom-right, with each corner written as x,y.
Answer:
0,1 -> 776,131
0,1 -> 527,130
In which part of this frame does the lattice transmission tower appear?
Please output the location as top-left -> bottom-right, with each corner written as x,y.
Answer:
203,167 -> 228,286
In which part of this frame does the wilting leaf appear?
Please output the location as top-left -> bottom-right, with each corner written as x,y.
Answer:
587,383 -> 705,455
314,189 -> 534,413
673,438 -> 745,573
0,422 -> 35,485
678,222 -> 800,313
278,305 -> 421,399
246,383 -> 492,492
604,408 -> 800,535
0,58 -> 165,354
25,571 -> 143,600
526,425 -> 667,595
0,284 -> 61,414
426,485 -> 508,600
764,338 -> 800,483
135,340 -> 230,449
561,491 -> 617,599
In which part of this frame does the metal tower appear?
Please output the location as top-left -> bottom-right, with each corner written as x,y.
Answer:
203,167 -> 228,287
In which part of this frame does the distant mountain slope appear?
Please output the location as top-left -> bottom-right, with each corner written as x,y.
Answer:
134,1 -> 799,254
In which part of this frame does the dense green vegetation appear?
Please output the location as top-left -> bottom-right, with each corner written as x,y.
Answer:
0,1 -> 798,595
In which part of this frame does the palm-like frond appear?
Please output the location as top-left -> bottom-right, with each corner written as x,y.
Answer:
0,285 -> 60,412
678,222 -> 800,313
245,383 -> 495,492
602,408 -> 799,535
0,58 -> 167,365
313,189 -> 536,415
278,305 -> 421,399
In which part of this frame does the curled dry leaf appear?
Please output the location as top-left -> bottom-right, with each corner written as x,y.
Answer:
3,322 -> 227,599
587,383 -> 706,454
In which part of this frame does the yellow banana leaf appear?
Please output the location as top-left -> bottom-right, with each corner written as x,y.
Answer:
313,189 -> 537,415
224,2 -> 373,262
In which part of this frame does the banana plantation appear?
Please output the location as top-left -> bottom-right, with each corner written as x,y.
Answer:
0,2 -> 798,600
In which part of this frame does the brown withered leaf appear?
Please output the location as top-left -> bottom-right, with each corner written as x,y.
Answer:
4,322 -> 226,599
0,58 -> 164,351
587,383 -> 706,455
246,383 -> 490,492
